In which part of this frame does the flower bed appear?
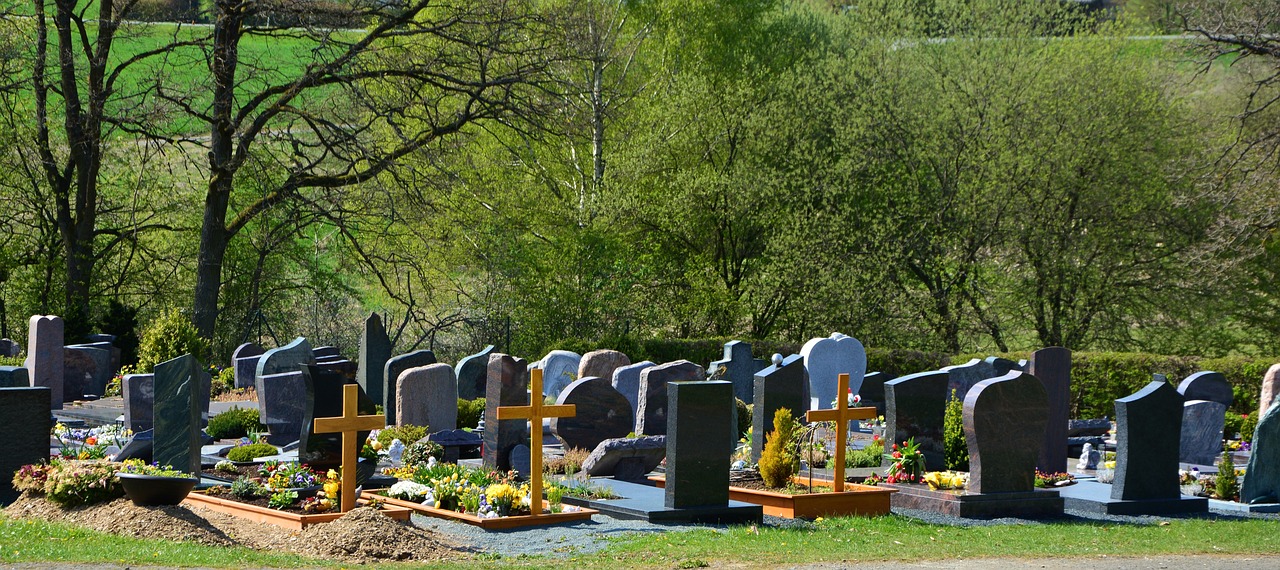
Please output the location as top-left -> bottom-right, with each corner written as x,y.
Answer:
183,491 -> 411,530
650,474 -> 895,519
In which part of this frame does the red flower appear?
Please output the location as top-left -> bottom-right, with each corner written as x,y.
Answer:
85,437 -> 97,446
892,451 -> 902,459
892,443 -> 899,451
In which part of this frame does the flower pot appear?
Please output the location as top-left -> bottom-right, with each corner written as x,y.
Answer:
117,473 -> 198,506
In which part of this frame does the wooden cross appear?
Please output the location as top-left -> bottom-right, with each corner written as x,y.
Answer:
806,373 -> 876,492
313,384 -> 385,512
495,368 -> 576,516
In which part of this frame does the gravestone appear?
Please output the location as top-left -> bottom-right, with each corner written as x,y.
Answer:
122,373 -> 155,432
539,350 -> 582,398
1260,364 -> 1280,418
153,354 -> 202,474
551,376 -> 634,452
984,356 -> 1021,376
859,371 -> 891,416
582,435 -> 666,480
396,363 -> 457,432
255,337 -> 316,382
258,371 -> 308,445
612,360 -> 655,424
384,349 -> 437,426
0,387 -> 51,505
708,340 -> 767,404
751,354 -> 808,462
941,358 -> 998,402
1113,380 -> 1183,501
800,333 -> 865,411
1177,371 -> 1233,408
316,358 -> 357,380
312,346 -> 341,359
510,445 -> 532,479
66,345 -> 111,397
1179,400 -> 1226,465
0,338 -> 19,357
1243,401 -> 1280,503
1028,347 -> 1071,473
0,366 -> 28,388
579,349 -> 631,384
884,370 -> 950,472
964,371 -> 1049,493
482,353 -> 529,471
636,360 -> 704,436
356,313 -> 392,417
427,429 -> 482,463
61,347 -> 95,401
300,365 -> 377,469
25,315 -> 64,408
231,343 -> 265,389
666,380 -> 733,509
455,344 -> 495,401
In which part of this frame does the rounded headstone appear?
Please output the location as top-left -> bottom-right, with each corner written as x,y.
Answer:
578,350 -> 631,384
551,377 -> 634,452
539,350 -> 582,398
800,333 -> 867,411
1260,364 -> 1280,418
396,363 -> 457,432
1243,400 -> 1280,503
1177,371 -> 1233,408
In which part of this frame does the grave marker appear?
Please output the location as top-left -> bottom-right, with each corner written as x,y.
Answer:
483,353 -> 529,471
496,368 -> 576,517
0,366 -> 28,388
1243,400 -> 1280,503
0,387 -> 51,505
384,349 -> 437,425
539,350 -> 582,398
665,380 -> 733,509
807,373 -> 877,491
153,354 -> 202,475
579,349 -> 631,385
232,343 -> 265,389
751,354 -> 807,462
801,333 -> 865,411
1177,371 -> 1233,408
1113,380 -> 1182,501
25,315 -> 64,408
123,373 -> 154,432
1179,400 -> 1226,465
356,313 -> 392,417
65,345 -> 111,397
708,340 -> 767,404
396,363 -> 457,432
636,360 -> 704,436
455,345 -> 495,400
551,376 -> 633,452
1260,364 -> 1280,418
301,365 -> 376,469
255,337 -> 316,381
612,360 -> 655,425
0,338 -> 19,357
313,384 -> 385,512
258,371 -> 307,445
1028,347 -> 1070,473
964,371 -> 1049,493
941,358 -> 997,402
884,370 -> 950,471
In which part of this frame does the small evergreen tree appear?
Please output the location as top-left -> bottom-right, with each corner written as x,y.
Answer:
944,389 -> 970,471
758,407 -> 799,488
1216,448 -> 1239,501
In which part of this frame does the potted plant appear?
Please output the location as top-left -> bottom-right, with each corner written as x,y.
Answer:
115,459 -> 199,506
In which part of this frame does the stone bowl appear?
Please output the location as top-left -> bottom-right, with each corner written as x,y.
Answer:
117,473 -> 198,506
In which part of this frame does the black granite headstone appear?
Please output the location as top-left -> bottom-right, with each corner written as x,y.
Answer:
231,342 -> 265,389
858,371 -> 891,415
941,358 -> 998,403
0,387 -> 51,504
1177,371 -> 1233,408
1029,347 -> 1070,473
0,366 -> 28,388
1243,401 -> 1280,503
884,370 -> 950,471
357,313 -> 392,418
984,356 -> 1021,376
551,376 -> 634,452
1113,380 -> 1183,501
666,380 -> 733,509
482,353 -> 528,471
384,349 -> 437,425
258,371 -> 307,445
255,337 -> 316,385
153,354 -> 202,474
750,354 -> 807,462
455,345 -> 495,401
707,340 -> 767,404
123,373 -> 154,432
300,365 -> 377,470
636,360 -> 704,436
963,371 -> 1049,494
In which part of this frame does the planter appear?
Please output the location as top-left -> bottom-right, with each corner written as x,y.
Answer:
650,475 -> 895,519
117,473 -> 198,506
183,491 -> 412,530
362,490 -> 598,530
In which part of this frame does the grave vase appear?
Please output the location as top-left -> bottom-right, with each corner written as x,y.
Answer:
117,473 -> 198,506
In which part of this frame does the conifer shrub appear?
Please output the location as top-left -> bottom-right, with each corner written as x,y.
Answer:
944,389 -> 969,471
758,407 -> 799,488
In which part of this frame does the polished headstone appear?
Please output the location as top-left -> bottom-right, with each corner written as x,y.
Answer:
964,371 -> 1049,494
455,344 -> 495,401
1028,347 -> 1071,473
426,428 -> 482,463
300,364 -> 377,470
941,358 -> 998,402
153,354 -> 202,474
0,338 -> 19,357
66,345 -> 112,396
61,347 -> 95,401
196,365 -> 212,427
122,373 -> 155,432
1260,364 -> 1280,418
751,354 -> 808,462
859,371 -> 892,416
708,340 -> 767,404
539,350 -> 582,398
0,387 -> 51,504
612,360 -> 656,426
884,370 -> 950,471
579,349 -> 631,386
1179,400 -> 1226,465
666,380 -> 733,509
582,435 -> 667,479
231,342 -> 265,389
396,363 -> 457,432
312,346 -> 341,359
637,360 -> 704,436
1113,380 -> 1183,501
25,315 -> 64,409
1177,371 -> 1233,408
258,371 -> 307,445
801,333 -> 865,411
1243,401 -> 1280,503
510,444 -> 532,479
482,353 -> 529,471
551,376 -> 634,452
0,366 -> 28,388
317,358 -> 358,381
985,356 -> 1021,376
384,349 -> 437,425
357,313 -> 392,418
255,337 -> 316,381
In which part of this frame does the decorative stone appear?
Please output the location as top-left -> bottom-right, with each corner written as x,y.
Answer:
255,337 -> 317,382
1113,380 -> 1183,501
1028,347 -> 1071,473
551,377 -> 634,452
751,354 -> 807,462
258,371 -> 307,445
357,313 -> 392,418
800,333 -> 865,411
1261,364 -> 1280,419
884,370 -> 950,471
300,365 -> 377,470
579,349 -> 631,385
25,315 -> 64,408
231,343 -> 265,389
1177,371 -> 1233,408
665,380 -> 733,509
153,354 -> 202,475
123,373 -> 155,432
65,345 -> 112,396
0,366 -> 28,388
482,353 -> 529,471
963,371 -> 1049,494
1243,400 -> 1280,503
1179,400 -> 1226,465
384,349 -> 437,426
636,360 -> 704,436
612,361 -> 655,425
708,340 -> 767,404
941,358 -> 998,402
1077,443 -> 1100,471
396,363 -> 457,432
0,387 -> 52,505
455,345 -> 495,401
539,350 -> 582,398
582,435 -> 667,479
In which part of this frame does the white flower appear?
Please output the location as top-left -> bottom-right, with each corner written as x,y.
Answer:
387,480 -> 430,500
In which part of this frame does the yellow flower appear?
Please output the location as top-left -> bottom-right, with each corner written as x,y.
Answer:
327,469 -> 338,480
372,440 -> 383,451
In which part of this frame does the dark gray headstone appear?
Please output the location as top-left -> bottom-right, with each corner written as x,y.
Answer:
510,444 -> 531,479
941,358 -> 998,402
1243,401 -> 1280,503
0,338 -> 19,358
396,363 -> 457,432
153,354 -> 202,474
232,342 -> 265,361
1179,400 -> 1226,465
115,428 -> 152,462
637,360 -> 704,436
612,360 -> 655,426
65,345 -> 111,396
1068,419 -> 1111,437
122,373 -> 155,432
231,343 -> 265,389
300,364 -> 377,470
751,354 -> 807,462
985,356 -> 1021,376
61,347 -> 94,401
884,370 -> 950,471
551,376 -> 634,452
357,313 -> 392,418
196,364 -> 212,428
25,315 -> 63,409
1177,371 -> 1233,408
0,387 -> 52,505
1028,347 -> 1071,473
455,345 -> 495,401
312,346 -> 341,359
665,380 -> 733,509
256,337 -> 316,382
384,349 -> 437,425
540,350 -> 582,398
708,340 -> 767,404
1113,380 -> 1183,501
582,435 -> 666,479
426,428 -> 482,463
0,366 -> 28,388
258,371 -> 307,445
316,358 -> 357,380
579,349 -> 631,386
801,333 -> 865,411
964,371 -> 1049,494
482,353 -> 528,471
79,341 -> 120,377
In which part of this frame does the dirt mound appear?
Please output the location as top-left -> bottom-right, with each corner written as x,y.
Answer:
299,507 -> 458,562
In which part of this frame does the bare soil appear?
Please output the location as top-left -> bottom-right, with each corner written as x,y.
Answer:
4,493 -> 465,564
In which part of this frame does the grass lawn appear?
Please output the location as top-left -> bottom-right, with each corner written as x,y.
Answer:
3,509 -> 1277,569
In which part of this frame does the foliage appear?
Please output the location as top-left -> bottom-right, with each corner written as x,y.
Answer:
136,308 -> 209,373
213,367 -> 236,395
943,390 -> 969,471
922,471 -> 967,491
116,459 -> 191,478
402,440 -> 444,468
457,398 -> 485,430
206,407 -> 265,440
1034,471 -> 1075,488
735,398 -> 752,439
24,460 -> 125,507
376,425 -> 429,449
1215,450 -> 1240,502
544,447 -> 591,476
97,300 -> 141,367
257,461 -> 318,490
230,476 -> 268,499
225,443 -> 278,462
1224,412 -> 1247,441
846,438 -> 884,469
267,490 -> 299,510
1242,413 -> 1259,444
758,408 -> 800,488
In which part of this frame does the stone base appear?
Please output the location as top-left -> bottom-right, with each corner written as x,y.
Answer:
1207,498 -> 1280,513
560,478 -> 762,524
885,483 -> 1063,518
1057,481 -> 1208,515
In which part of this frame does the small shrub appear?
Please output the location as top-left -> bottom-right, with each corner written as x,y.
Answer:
735,398 -> 752,439
944,389 -> 969,471
758,407 -> 799,488
136,307 -> 209,372
377,424 -> 429,449
225,442 -> 278,462
545,447 -> 591,475
214,367 -> 236,395
847,438 -> 884,469
1242,413 -> 1259,444
402,439 -> 444,468
1224,412 -> 1246,441
42,460 -> 124,506
1216,449 -> 1239,501
457,397 -> 484,430
206,407 -> 265,440
230,476 -> 267,499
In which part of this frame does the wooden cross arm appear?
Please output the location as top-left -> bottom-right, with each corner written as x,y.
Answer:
314,414 -> 386,433
495,404 -> 576,420
806,406 -> 878,423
